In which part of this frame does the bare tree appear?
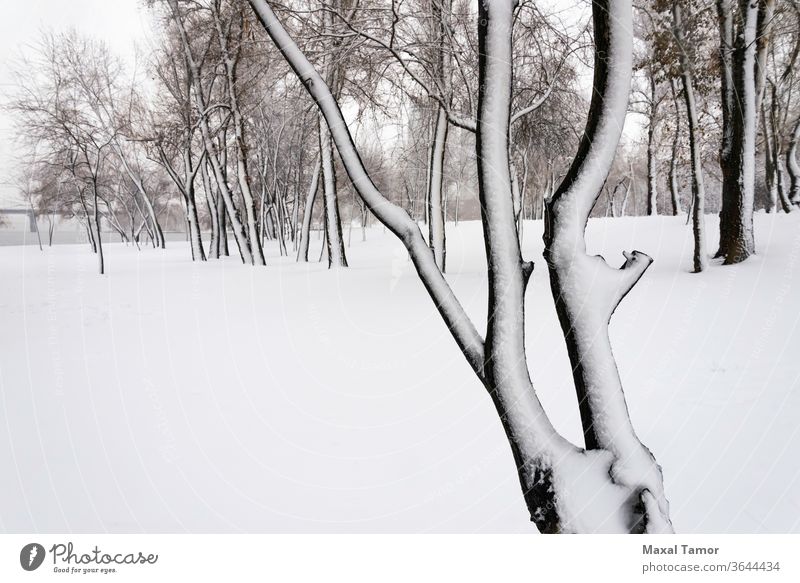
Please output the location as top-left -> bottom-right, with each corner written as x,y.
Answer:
672,0 -> 708,272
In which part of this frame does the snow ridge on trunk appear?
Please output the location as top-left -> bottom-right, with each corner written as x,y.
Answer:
543,0 -> 673,532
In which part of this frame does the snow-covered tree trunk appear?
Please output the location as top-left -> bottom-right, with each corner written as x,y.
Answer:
212,1 -> 266,266
754,0 -> 776,117
297,158 -> 321,262
669,108 -> 682,217
156,142 -> 205,261
647,76 -> 659,216
786,118 -> 800,205
248,0 -> 672,534
716,0 -> 735,257
716,0 -> 759,264
182,150 -> 206,262
428,107 -> 448,271
768,85 -> 794,212
200,159 -> 221,259
674,1 -> 707,273
542,0 -> 672,532
91,181 -> 104,275
762,100 -> 778,213
218,198 -> 229,256
166,0 -> 254,265
319,117 -> 348,268
425,0 -> 452,272
117,152 -> 165,249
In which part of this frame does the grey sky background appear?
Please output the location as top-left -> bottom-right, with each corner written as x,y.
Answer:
0,0 -> 149,206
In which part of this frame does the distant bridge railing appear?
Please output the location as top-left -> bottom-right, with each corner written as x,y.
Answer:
0,208 -> 73,232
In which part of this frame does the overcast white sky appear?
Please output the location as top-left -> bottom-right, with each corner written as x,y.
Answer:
0,0 -> 150,206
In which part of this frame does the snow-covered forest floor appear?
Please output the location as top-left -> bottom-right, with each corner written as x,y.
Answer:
1,213 -> 799,533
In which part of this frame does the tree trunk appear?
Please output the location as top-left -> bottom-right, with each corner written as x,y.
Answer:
762,99 -> 778,213
716,0 -> 759,264
201,159 -> 220,259
183,150 -> 206,262
118,153 -> 165,249
669,109 -> 682,217
543,0 -> 673,532
92,184 -> 104,275
786,118 -> 800,205
212,3 -> 266,265
218,191 -> 229,256
769,85 -> 794,213
674,1 -> 708,273
428,106 -> 448,271
754,0 -> 776,117
319,117 -> 348,268
297,158 -> 321,262
716,0 -> 735,257
647,75 -> 659,216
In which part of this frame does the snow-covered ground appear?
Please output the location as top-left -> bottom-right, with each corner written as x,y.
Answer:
1,213 -> 799,533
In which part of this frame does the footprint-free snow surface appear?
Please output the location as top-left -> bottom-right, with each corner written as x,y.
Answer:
1,214 -> 799,533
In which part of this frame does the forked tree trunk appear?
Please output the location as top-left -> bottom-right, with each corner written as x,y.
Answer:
542,0 -> 672,532
674,1 -> 707,273
248,0 -> 672,534
182,150 -> 206,262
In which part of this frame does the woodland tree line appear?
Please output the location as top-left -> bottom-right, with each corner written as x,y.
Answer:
7,0 -> 799,533
12,0 -> 799,274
